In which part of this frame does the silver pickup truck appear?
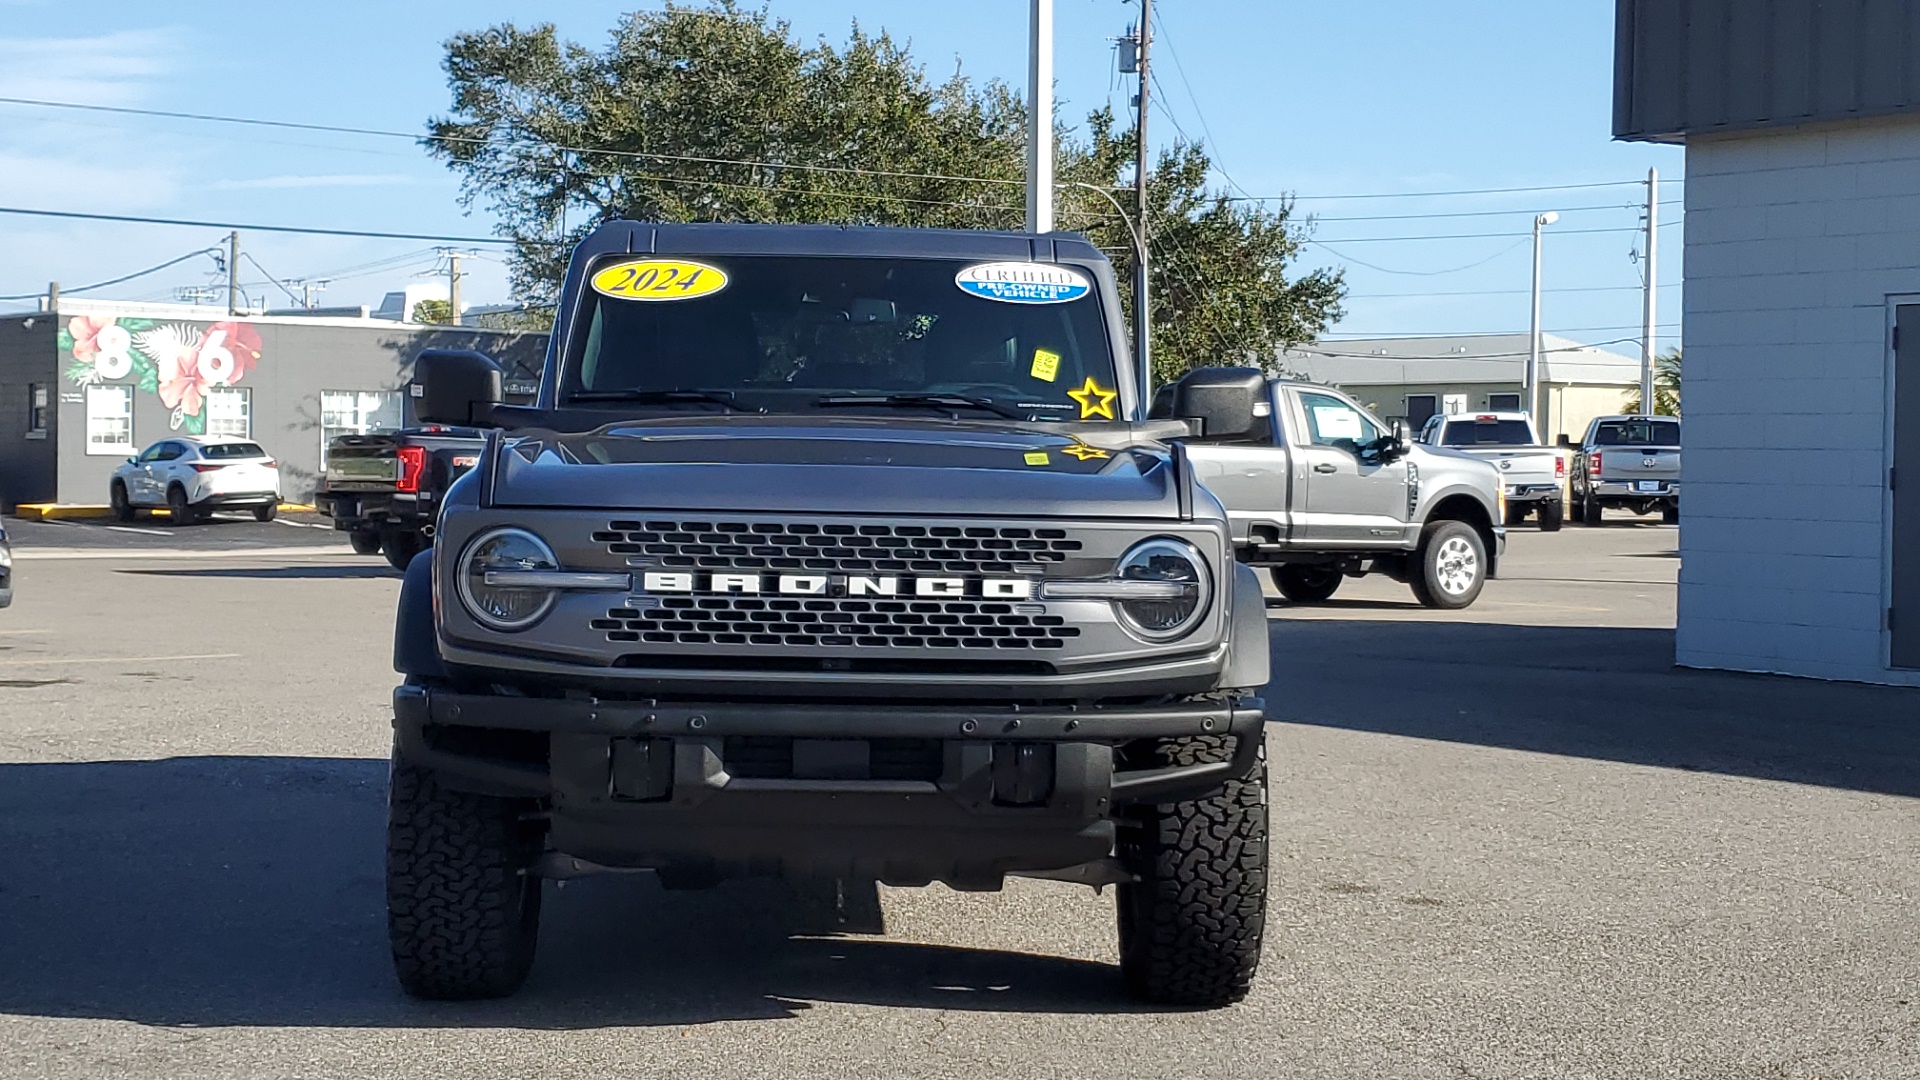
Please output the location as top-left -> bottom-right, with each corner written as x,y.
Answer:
1563,414 -> 1681,525
1417,411 -> 1566,531
1174,376 -> 1507,609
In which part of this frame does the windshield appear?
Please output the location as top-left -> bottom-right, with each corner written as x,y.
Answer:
1594,419 -> 1680,446
566,254 -> 1120,422
1443,419 -> 1534,446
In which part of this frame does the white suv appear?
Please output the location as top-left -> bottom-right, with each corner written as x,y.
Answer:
110,436 -> 283,524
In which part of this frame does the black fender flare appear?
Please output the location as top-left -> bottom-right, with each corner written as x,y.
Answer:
392,548 -> 447,682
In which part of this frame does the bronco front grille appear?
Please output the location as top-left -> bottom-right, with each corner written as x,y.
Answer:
592,595 -> 1081,650
592,519 -> 1084,576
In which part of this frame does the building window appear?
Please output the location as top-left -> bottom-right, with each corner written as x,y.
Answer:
1487,392 -> 1522,411
85,384 -> 133,455
28,383 -> 49,437
205,387 -> 251,439
319,390 -> 403,468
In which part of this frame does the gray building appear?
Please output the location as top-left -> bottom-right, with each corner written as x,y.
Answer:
0,299 -> 546,510
1282,333 -> 1643,441
1616,0 -> 1920,684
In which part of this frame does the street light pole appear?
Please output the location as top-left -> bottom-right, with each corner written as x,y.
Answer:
1527,211 -> 1558,428
1640,166 -> 1659,415
1025,0 -> 1054,234
1134,0 -> 1153,401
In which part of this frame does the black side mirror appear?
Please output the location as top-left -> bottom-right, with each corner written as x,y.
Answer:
1169,366 -> 1267,442
413,349 -> 504,426
1556,433 -> 1573,449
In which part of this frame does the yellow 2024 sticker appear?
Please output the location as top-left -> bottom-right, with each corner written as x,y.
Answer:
1067,376 -> 1119,421
1030,348 -> 1061,382
1024,451 -> 1051,466
590,258 -> 728,302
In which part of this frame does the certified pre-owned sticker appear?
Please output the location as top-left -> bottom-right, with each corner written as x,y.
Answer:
591,258 -> 729,302
955,261 -> 1092,304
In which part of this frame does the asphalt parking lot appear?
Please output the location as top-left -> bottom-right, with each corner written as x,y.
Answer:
1,516 -> 1915,1079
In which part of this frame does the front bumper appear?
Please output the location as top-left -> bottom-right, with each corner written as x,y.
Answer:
393,683 -> 1266,885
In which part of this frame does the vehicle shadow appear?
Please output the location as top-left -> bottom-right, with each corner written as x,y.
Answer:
116,566 -> 392,580
1267,620 -> 1920,799
0,756 -> 1139,1030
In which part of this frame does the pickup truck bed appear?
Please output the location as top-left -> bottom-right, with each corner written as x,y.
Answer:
314,427 -> 483,568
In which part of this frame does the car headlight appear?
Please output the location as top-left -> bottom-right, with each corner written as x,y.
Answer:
1113,538 -> 1210,642
456,527 -> 560,631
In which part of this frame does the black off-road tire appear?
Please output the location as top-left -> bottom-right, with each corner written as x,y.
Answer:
386,752 -> 545,1000
1580,494 -> 1604,526
349,529 -> 383,555
1270,565 -> 1341,604
1538,498 -> 1564,532
382,529 -> 426,572
1408,519 -> 1486,610
110,481 -> 135,522
1117,735 -> 1268,1008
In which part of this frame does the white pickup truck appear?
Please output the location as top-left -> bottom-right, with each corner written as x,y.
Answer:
1415,412 -> 1566,531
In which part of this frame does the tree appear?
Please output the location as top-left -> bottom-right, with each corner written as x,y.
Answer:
410,298 -> 455,325
1622,347 -> 1681,416
427,2 -> 1342,379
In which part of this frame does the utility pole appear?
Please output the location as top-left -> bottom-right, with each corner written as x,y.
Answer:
226,230 -> 241,315
1640,166 -> 1659,415
1527,212 -> 1559,427
46,281 -> 59,314
1134,0 -> 1153,400
448,252 -> 464,326
1025,0 -> 1054,234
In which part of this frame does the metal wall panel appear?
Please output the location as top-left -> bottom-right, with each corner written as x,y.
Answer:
1616,0 -> 1920,141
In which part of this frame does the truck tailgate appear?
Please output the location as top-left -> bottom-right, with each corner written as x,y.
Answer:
1597,447 -> 1681,484
1463,448 -> 1559,487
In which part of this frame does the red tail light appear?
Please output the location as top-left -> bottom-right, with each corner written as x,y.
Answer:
262,459 -> 278,469
1589,451 -> 1603,476
190,462 -> 225,473
396,446 -> 427,494
1555,455 -> 1566,478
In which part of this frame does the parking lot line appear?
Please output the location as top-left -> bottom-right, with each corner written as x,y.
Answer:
0,629 -> 50,635
105,526 -> 174,537
0,652 -> 240,667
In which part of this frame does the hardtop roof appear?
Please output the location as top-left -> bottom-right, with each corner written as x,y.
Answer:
578,220 -> 1110,263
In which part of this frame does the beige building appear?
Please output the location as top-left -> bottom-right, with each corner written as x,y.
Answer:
1278,333 -> 1642,442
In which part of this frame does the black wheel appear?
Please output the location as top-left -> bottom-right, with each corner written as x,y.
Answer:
382,530 -> 426,572
1270,565 -> 1341,603
349,529 -> 382,555
252,503 -> 277,523
1504,504 -> 1528,527
166,485 -> 196,526
109,481 -> 135,522
1117,736 -> 1268,1008
387,749 -> 544,1000
1661,503 -> 1680,526
1538,499 -> 1564,532
1580,493 -> 1604,526
1408,519 -> 1486,609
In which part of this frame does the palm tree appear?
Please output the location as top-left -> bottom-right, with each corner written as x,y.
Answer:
1622,347 -> 1681,416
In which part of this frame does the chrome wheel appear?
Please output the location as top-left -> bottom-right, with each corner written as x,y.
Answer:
1434,535 -> 1478,596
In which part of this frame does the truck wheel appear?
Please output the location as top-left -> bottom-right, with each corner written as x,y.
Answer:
1409,520 -> 1486,609
349,529 -> 382,555
1580,494 -> 1604,526
383,530 -> 426,572
1271,565 -> 1341,603
110,481 -> 135,522
1116,736 -> 1268,1007
1538,499 -> 1564,532
387,750 -> 545,1000
1504,504 -> 1528,527
1661,503 -> 1680,526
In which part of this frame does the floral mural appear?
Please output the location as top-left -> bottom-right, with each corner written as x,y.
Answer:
61,316 -> 263,435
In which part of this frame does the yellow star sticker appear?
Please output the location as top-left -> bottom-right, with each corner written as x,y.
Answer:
1061,442 -> 1109,461
1067,376 -> 1118,421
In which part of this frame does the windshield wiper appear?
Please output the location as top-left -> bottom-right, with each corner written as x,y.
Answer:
813,393 -> 1029,421
568,389 -> 756,413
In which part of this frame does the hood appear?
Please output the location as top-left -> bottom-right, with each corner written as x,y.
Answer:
487,415 -> 1184,519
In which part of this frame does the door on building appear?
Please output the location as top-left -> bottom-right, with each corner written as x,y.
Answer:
1404,394 -> 1438,430
1893,305 -> 1920,668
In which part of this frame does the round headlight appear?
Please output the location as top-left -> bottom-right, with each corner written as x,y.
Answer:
1114,538 -> 1210,642
457,527 -> 560,631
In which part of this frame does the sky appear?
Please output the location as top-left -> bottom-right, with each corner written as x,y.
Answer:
0,1 -> 1683,355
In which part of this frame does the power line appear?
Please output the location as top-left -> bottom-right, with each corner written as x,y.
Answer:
1306,237 -> 1528,275
0,246 -> 223,301
1309,202 -> 1648,223
1253,179 -> 1683,202
241,251 -> 303,306
1320,322 -> 1680,338
1292,336 -> 1646,360
0,205 -> 522,245
1348,282 -> 1685,299
1315,223 -> 1673,244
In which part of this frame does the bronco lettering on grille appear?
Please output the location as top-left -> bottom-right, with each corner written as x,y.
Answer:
638,571 -> 1035,600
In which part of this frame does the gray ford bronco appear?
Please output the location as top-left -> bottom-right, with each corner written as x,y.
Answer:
388,221 -> 1274,1007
